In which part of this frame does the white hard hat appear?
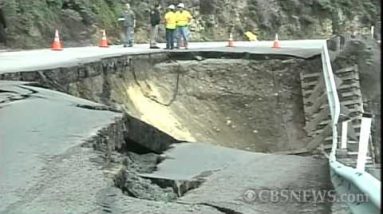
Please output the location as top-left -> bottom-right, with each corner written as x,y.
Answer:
177,3 -> 184,8
168,4 -> 175,9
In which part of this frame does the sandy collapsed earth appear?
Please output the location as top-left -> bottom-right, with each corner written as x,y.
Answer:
125,84 -> 196,142
112,57 -> 320,153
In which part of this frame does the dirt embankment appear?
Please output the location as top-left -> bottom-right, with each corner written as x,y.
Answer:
110,56 -> 321,153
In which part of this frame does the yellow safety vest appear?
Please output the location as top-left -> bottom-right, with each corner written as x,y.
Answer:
164,11 -> 177,29
176,10 -> 192,27
245,31 -> 258,41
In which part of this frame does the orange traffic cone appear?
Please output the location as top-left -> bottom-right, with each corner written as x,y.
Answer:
99,30 -> 109,48
227,33 -> 234,47
51,29 -> 63,51
272,33 -> 280,48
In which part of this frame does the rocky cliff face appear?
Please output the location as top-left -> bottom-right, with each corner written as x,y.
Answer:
0,0 -> 380,48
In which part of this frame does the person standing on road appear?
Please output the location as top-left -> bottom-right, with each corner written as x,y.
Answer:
0,6 -> 7,46
119,3 -> 136,47
164,5 -> 177,50
149,3 -> 161,49
175,3 -> 192,49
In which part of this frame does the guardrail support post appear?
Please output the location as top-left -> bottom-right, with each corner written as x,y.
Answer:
356,113 -> 372,172
341,120 -> 348,149
371,26 -> 374,39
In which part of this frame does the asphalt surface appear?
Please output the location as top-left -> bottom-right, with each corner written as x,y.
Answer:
0,41 -> 324,74
141,143 -> 350,214
0,81 -> 122,213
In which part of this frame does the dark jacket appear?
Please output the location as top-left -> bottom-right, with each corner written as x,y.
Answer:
0,8 -> 6,28
149,8 -> 160,26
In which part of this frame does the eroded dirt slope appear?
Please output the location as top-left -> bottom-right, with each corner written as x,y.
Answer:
110,57 -> 322,153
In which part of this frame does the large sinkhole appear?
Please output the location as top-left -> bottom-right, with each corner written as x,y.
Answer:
104,52 -> 321,153
61,51 -> 330,203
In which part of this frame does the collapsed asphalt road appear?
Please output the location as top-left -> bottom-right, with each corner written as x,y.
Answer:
0,43 -> 354,213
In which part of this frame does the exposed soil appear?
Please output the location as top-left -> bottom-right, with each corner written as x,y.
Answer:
113,152 -> 179,202
111,56 -> 321,153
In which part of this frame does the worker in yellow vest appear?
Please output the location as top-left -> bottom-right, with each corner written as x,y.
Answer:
245,31 -> 258,41
175,3 -> 192,49
164,5 -> 177,50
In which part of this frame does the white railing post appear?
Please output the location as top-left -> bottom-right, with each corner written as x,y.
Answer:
371,26 -> 374,39
330,126 -> 338,160
341,120 -> 348,149
356,114 -> 372,172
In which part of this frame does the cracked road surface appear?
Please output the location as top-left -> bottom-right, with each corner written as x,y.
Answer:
0,81 -> 222,214
141,143 -> 345,214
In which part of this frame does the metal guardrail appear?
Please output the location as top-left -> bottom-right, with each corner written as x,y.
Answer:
321,41 -> 381,209
321,42 -> 340,160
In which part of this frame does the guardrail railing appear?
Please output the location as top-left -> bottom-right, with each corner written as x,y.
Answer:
321,42 -> 340,159
321,41 -> 381,209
